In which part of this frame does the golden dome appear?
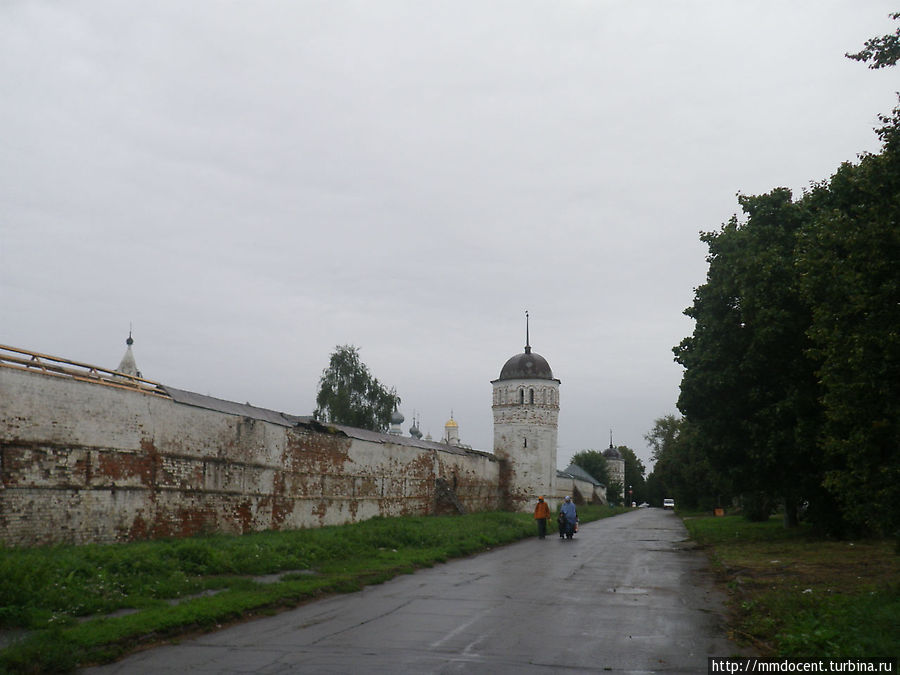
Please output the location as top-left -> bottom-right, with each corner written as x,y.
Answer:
444,418 -> 458,428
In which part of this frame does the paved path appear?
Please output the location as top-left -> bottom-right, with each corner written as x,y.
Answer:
83,509 -> 743,674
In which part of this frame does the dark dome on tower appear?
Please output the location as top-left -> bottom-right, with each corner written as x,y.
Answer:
497,346 -> 555,381
603,445 -> 622,460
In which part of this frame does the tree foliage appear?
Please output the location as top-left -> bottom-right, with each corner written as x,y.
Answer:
845,12 -> 900,69
314,345 -> 400,433
569,450 -> 610,487
571,446 -> 646,505
645,416 -> 727,510
674,190 -> 824,526
795,109 -> 900,537
619,446 -> 647,504
645,414 -> 681,464
672,26 -> 900,535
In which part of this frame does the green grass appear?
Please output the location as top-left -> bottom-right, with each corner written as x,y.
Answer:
0,505 -> 623,673
683,514 -> 900,659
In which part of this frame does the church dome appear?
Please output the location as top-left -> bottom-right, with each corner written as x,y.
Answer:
603,446 -> 622,460
497,347 -> 554,381
391,410 -> 405,425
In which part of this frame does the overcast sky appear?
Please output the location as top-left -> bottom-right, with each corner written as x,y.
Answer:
2,1 -> 897,472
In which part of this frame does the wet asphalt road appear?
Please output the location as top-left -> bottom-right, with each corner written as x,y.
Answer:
83,508 -> 743,674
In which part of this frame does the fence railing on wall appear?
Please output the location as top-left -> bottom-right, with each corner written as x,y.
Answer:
0,344 -> 171,399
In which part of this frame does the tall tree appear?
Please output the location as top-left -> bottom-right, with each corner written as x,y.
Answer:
570,447 -> 646,504
618,446 -> 646,505
572,450 -> 609,486
670,14 -> 900,534
645,415 -> 681,465
797,108 -> 900,537
314,345 -> 400,433
674,189 -> 823,525
569,449 -> 611,487
645,416 -> 727,510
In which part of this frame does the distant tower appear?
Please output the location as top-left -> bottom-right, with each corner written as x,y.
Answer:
603,431 -> 626,503
444,413 -> 459,445
389,408 -> 405,436
491,312 -> 559,511
116,330 -> 142,378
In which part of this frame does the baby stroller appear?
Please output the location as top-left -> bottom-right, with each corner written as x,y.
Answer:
558,512 -> 576,539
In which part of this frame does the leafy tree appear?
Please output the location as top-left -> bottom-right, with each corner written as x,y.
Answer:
796,108 -> 900,537
569,450 -> 610,487
314,345 -> 400,433
645,414 -> 681,464
606,481 -> 624,507
846,12 -> 900,69
645,416 -> 728,510
674,190 -> 823,525
571,447 -> 645,504
645,415 -> 683,508
668,15 -> 900,535
618,446 -> 646,505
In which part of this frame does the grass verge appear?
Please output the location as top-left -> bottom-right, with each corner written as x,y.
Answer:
682,514 -> 899,659
0,505 -> 625,673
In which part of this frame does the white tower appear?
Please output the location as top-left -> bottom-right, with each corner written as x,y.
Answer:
491,314 -> 559,511
603,434 -> 626,504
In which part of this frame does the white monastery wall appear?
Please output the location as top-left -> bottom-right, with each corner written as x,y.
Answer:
0,367 -> 502,547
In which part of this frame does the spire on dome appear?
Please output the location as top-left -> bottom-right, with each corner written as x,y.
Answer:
495,314 -> 556,382
603,430 -> 622,460
116,329 -> 142,378
525,310 -> 531,354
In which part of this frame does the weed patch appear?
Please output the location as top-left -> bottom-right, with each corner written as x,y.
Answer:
684,515 -> 900,659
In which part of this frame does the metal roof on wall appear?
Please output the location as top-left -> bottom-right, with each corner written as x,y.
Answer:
162,386 -> 311,428
162,385 -> 494,460
558,463 -> 605,487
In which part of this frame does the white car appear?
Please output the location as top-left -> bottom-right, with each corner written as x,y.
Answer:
663,498 -> 675,510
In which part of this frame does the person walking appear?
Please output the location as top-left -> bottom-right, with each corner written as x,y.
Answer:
533,496 -> 550,539
560,496 -> 577,539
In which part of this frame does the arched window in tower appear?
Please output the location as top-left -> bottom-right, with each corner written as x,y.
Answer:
529,388 -> 534,404
519,389 -> 524,404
